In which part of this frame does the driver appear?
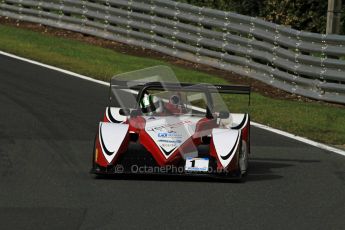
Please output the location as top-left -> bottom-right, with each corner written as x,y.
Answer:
140,92 -> 164,115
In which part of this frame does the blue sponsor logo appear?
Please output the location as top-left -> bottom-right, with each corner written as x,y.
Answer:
158,132 -> 182,138
158,133 -> 168,137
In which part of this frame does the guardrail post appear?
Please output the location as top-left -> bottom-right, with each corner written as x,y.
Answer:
220,10 -> 230,69
326,0 -> 342,34
102,0 -> 110,38
57,0 -> 64,28
172,1 -> 180,57
195,5 -> 204,64
317,33 -> 328,97
126,0 -> 133,44
149,0 -> 157,49
245,16 -> 255,75
269,24 -> 281,85
17,0 -> 22,20
292,30 -> 302,94
81,0 -> 87,29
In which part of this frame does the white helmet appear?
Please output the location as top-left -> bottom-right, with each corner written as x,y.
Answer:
140,94 -> 163,114
152,96 -> 163,113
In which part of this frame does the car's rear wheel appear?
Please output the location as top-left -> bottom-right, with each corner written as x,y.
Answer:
239,140 -> 248,172
238,140 -> 249,180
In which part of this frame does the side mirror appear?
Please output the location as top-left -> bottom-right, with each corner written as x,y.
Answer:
219,111 -> 230,119
170,95 -> 180,105
119,108 -> 130,116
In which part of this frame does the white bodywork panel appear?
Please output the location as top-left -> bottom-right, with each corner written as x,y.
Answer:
106,107 -> 127,123
212,128 -> 241,168
99,122 -> 129,163
144,116 -> 203,158
218,113 -> 247,129
218,116 -> 233,129
230,113 -> 247,128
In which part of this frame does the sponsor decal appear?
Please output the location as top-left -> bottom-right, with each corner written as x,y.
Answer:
158,132 -> 182,138
158,133 -> 167,137
161,143 -> 176,148
147,120 -> 193,132
158,139 -> 182,143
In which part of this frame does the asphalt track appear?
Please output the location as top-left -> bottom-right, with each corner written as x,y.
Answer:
1,54 -> 345,230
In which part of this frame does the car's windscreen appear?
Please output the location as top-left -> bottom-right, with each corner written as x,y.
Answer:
139,89 -> 208,117
109,66 -> 181,111
109,65 -> 247,117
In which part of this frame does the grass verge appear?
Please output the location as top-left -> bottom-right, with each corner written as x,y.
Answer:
0,24 -> 344,146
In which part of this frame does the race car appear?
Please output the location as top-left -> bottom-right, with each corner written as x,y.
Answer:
91,66 -> 250,180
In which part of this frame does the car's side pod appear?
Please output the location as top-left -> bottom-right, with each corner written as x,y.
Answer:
93,122 -> 130,168
231,113 -> 249,130
210,113 -> 250,170
232,113 -> 250,155
210,128 -> 241,170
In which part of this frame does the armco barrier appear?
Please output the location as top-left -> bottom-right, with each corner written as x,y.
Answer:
1,0 -> 345,103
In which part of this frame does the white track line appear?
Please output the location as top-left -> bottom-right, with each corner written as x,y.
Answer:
1,50 -> 344,157
0,51 -> 109,86
251,122 -> 345,156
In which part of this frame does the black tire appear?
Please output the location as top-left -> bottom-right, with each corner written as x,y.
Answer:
238,140 -> 249,181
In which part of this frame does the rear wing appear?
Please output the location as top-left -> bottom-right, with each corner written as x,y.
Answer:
110,80 -> 251,105
205,84 -> 250,95
207,84 -> 251,106
111,80 -> 250,94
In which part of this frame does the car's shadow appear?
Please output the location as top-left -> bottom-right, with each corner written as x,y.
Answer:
94,173 -> 240,183
247,157 -> 320,182
93,157 -> 320,183
245,160 -> 290,182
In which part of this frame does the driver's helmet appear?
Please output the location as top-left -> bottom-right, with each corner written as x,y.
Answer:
140,93 -> 163,114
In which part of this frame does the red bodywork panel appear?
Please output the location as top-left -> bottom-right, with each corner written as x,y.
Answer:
94,131 -> 130,167
95,112 -> 249,171
138,117 -> 217,166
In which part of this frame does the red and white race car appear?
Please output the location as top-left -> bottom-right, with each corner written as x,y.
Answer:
91,66 -> 250,180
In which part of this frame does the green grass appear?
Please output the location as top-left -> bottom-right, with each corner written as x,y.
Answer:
0,24 -> 344,145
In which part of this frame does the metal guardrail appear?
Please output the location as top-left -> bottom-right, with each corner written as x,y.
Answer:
1,0 -> 345,103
